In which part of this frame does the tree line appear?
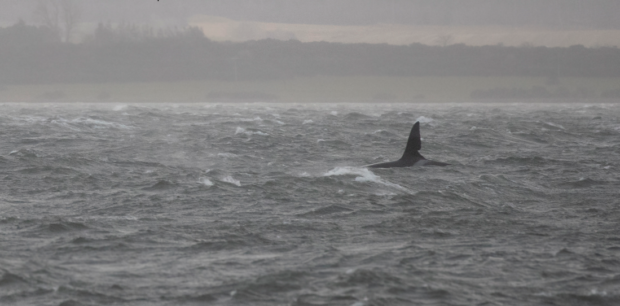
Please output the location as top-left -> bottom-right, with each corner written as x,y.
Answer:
1,22 -> 619,85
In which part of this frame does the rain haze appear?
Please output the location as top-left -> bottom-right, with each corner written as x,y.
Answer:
1,1 -> 620,306
0,0 -> 619,102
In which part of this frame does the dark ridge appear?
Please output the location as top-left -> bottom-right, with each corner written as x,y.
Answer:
142,180 -> 178,191
46,222 -> 89,233
0,271 -> 28,287
297,205 -> 353,216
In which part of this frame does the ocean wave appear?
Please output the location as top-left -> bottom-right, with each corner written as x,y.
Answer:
2,103 -> 620,305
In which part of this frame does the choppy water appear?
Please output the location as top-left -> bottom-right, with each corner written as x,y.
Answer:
1,102 -> 620,306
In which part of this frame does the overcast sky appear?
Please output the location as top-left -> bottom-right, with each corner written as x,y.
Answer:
1,0 -> 619,28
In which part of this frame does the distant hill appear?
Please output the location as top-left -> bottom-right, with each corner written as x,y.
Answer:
190,16 -> 620,48
2,21 -> 620,86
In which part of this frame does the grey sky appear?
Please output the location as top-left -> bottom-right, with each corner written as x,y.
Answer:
1,0 -> 619,29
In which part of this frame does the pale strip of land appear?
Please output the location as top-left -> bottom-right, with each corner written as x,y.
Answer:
1,76 -> 618,103
190,15 -> 620,48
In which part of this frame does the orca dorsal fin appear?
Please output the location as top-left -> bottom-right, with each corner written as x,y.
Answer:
401,122 -> 422,159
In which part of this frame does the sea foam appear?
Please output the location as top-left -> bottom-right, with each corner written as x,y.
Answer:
324,167 -> 414,194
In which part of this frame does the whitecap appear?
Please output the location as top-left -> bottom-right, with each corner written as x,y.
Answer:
303,120 -> 314,125
331,111 -> 338,116
221,176 -> 241,186
113,105 -> 127,111
198,177 -> 214,186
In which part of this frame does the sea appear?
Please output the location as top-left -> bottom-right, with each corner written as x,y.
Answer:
1,102 -> 619,306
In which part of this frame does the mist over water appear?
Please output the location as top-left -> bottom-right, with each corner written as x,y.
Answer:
1,102 -> 620,305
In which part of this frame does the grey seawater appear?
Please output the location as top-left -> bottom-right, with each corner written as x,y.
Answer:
1,102 -> 619,306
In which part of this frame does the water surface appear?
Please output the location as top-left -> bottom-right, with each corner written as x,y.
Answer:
1,102 -> 619,305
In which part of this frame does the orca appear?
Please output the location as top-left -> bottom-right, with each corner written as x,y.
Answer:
368,122 -> 449,168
